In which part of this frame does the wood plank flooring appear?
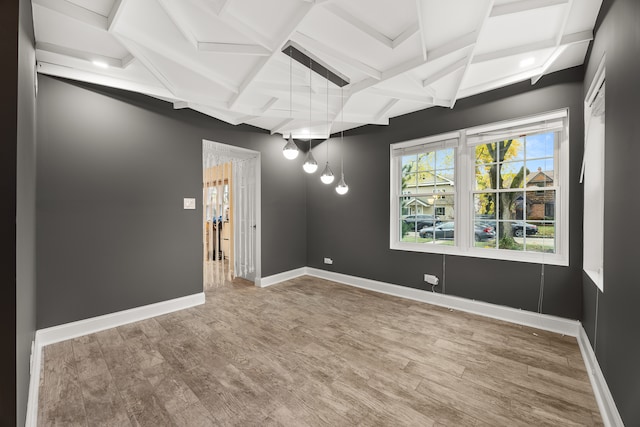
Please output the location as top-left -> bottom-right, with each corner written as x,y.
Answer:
37,276 -> 603,426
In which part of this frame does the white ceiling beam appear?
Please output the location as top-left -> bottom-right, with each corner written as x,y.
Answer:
33,0 -> 108,30
173,101 -> 189,109
472,40 -> 554,64
228,3 -> 314,109
531,0 -> 576,84
427,31 -> 477,62
415,0 -> 428,60
348,31 -> 478,97
292,32 -> 381,80
258,97 -> 279,114
560,30 -> 593,46
189,0 -> 272,50
369,87 -> 450,106
460,67 -> 543,99
197,42 -> 270,56
422,57 -> 467,88
112,34 -> 178,95
374,98 -> 399,121
490,0 -> 569,17
107,0 -> 125,32
392,22 -> 420,49
156,0 -> 198,48
121,54 -> 135,68
36,41 -> 126,68
451,1 -> 495,108
252,82 -> 317,96
215,0 -> 232,16
36,61 -> 175,100
323,3 -> 393,49
115,31 -> 238,94
271,118 -> 295,135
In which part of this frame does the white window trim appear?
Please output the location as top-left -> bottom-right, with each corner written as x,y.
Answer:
390,110 -> 570,266
582,55 -> 606,290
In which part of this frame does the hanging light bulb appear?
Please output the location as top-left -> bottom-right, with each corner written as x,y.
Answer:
335,86 -> 348,195
283,47 -> 299,160
336,172 -> 349,195
321,70 -> 334,184
283,134 -> 299,160
303,150 -> 318,173
321,162 -> 334,184
302,58 -> 317,174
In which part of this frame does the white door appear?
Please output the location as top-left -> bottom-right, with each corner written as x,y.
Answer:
203,140 -> 260,285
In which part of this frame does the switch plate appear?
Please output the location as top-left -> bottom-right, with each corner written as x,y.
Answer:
183,198 -> 196,210
324,257 -> 333,265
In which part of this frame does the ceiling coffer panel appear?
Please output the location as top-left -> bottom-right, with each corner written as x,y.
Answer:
32,0 -> 603,135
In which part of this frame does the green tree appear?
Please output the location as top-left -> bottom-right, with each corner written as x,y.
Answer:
478,139 -> 529,248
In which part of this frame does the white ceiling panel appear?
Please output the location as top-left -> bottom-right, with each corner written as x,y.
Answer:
32,0 -> 603,136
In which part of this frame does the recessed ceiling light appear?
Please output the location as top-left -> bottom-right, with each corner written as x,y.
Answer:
92,60 -> 109,69
519,57 -> 535,68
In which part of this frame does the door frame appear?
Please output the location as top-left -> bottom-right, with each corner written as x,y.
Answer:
202,139 -> 261,285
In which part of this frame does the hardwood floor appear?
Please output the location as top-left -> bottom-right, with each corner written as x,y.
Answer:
37,276 -> 602,426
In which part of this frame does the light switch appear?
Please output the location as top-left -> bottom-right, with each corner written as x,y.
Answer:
183,198 -> 196,210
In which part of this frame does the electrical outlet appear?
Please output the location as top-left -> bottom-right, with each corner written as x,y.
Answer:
424,274 -> 439,285
324,257 -> 333,265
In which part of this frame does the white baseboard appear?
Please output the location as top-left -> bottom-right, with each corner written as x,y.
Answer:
306,267 -> 581,337
25,292 -> 205,427
256,267 -> 307,288
577,327 -> 625,427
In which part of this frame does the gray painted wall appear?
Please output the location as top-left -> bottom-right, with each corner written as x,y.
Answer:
16,0 -> 37,424
36,76 -> 307,328
2,0 -> 38,424
307,68 -> 585,320
1,0 -> 19,422
582,0 -> 640,424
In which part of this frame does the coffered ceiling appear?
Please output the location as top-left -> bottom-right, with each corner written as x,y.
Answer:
33,0 -> 602,138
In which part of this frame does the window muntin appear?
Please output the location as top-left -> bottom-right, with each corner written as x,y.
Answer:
390,110 -> 568,265
399,148 -> 456,245
472,132 -> 557,254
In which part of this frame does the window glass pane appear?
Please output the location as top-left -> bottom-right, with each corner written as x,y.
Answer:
526,190 -> 555,221
434,220 -> 456,245
498,221 -> 524,251
400,219 -> 417,243
503,138 -> 524,161
498,191 -> 524,221
525,132 -> 554,159
475,143 -> 496,164
524,221 -> 556,253
417,152 -> 436,173
436,168 -> 455,191
434,195 -> 454,220
474,193 -> 496,219
525,158 -> 554,189
500,161 -> 526,189
475,165 -> 494,191
436,148 -> 455,169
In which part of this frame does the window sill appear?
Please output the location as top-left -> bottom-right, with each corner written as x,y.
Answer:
390,242 -> 568,266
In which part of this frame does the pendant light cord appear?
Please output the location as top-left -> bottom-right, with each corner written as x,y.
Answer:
309,57 -> 312,151
289,47 -> 292,130
326,69 -> 329,159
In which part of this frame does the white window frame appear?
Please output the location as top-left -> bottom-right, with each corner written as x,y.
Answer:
582,55 -> 605,290
390,110 -> 570,266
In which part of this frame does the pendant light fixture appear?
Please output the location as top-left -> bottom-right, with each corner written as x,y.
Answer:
302,58 -> 318,174
336,86 -> 349,195
320,70 -> 334,184
283,46 -> 299,160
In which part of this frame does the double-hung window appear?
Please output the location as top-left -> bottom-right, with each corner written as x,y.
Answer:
390,110 -> 569,265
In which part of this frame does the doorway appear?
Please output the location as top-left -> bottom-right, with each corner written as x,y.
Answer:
203,140 -> 260,289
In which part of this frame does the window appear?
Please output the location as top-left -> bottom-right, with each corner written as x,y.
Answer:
390,110 -> 569,265
582,57 -> 605,290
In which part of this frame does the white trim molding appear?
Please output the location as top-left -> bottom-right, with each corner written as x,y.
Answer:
255,267 -> 307,288
306,267 -> 580,336
25,292 -> 205,427
577,327 -> 625,427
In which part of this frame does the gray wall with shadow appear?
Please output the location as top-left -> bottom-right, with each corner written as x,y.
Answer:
306,67 -> 585,320
36,75 -> 307,329
581,0 -> 640,424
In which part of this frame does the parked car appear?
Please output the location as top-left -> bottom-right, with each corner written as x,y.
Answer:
403,214 -> 440,230
475,220 -> 539,237
512,221 -> 538,237
419,222 -> 496,241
